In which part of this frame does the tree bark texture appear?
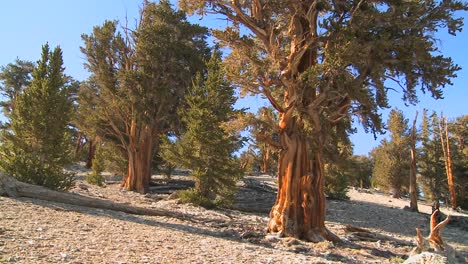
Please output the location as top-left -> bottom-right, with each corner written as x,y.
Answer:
268,115 -> 338,242
122,124 -> 154,194
409,112 -> 419,212
439,117 -> 457,209
86,139 -> 97,169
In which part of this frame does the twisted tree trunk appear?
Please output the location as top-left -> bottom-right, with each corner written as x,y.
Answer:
267,114 -> 338,242
122,124 -> 154,193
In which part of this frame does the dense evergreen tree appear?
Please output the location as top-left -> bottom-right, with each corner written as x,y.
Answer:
161,50 -> 244,206
80,0 -> 209,193
372,109 -> 411,197
419,110 -> 447,203
182,0 -> 467,241
348,155 -> 373,189
449,115 -> 468,209
0,44 -> 74,190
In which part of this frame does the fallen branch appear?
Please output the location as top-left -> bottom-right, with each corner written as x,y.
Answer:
0,174 -> 194,220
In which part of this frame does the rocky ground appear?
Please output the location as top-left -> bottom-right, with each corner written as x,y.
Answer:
0,168 -> 467,263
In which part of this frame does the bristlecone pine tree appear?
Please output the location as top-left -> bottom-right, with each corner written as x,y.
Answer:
0,44 -> 75,190
181,0 -> 467,241
161,50 -> 244,207
80,0 -> 209,193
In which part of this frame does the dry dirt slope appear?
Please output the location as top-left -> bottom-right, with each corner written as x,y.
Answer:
0,173 -> 467,264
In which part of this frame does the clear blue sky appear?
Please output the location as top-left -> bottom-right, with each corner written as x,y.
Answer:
1,1 -> 466,155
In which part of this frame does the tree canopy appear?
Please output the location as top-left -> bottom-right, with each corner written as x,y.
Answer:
80,0 -> 209,193
0,44 -> 75,190
161,49 -> 244,207
179,0 -> 467,241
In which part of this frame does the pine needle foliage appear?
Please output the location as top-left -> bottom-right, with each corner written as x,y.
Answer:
372,109 -> 411,197
0,44 -> 75,190
162,50 -> 244,207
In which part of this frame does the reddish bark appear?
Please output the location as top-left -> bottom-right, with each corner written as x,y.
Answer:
122,124 -> 154,194
261,145 -> 270,174
409,112 -> 419,212
267,114 -> 338,242
439,117 -> 457,209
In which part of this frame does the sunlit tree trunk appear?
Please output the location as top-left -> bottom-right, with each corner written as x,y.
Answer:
439,117 -> 457,209
122,123 -> 154,194
268,113 -> 338,242
409,112 -> 419,212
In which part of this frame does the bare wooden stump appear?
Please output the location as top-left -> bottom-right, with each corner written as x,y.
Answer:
404,210 -> 459,264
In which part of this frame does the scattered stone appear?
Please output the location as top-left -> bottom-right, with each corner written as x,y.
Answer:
60,252 -> 72,260
264,234 -> 280,242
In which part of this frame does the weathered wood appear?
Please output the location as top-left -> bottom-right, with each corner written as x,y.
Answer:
405,210 -> 458,264
0,173 -> 187,219
439,116 -> 457,209
409,112 -> 419,212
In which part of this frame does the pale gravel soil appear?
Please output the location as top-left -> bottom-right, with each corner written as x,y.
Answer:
0,172 -> 467,264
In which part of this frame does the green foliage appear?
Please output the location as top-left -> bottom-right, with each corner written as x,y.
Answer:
347,155 -> 373,189
181,0 -> 467,140
0,44 -> 75,190
80,1 -> 209,192
0,59 -> 34,121
449,115 -> 468,209
87,145 -> 105,186
86,172 -> 104,187
177,189 -> 221,209
97,143 -> 127,178
371,109 -> 411,197
248,107 -> 280,175
324,164 -> 350,200
419,110 -> 448,202
323,134 -> 354,199
420,112 -> 468,209
161,49 -> 244,206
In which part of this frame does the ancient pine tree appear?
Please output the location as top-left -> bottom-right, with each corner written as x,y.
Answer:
181,1 -> 467,241
81,1 -> 208,193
